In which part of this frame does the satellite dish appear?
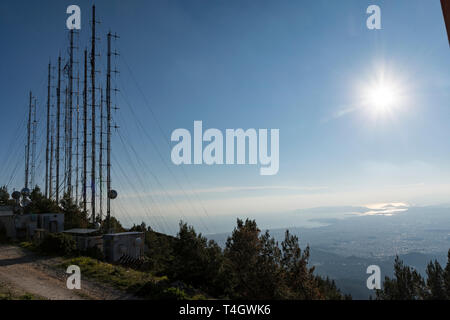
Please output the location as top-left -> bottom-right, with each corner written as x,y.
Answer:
12,191 -> 21,200
21,198 -> 31,208
108,190 -> 118,199
21,188 -> 30,197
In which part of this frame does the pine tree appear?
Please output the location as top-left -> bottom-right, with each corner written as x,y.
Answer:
444,250 -> 450,299
426,260 -> 446,300
376,256 -> 426,300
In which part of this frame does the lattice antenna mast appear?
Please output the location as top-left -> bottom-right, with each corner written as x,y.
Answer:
63,85 -> 68,194
82,49 -> 88,213
90,5 -> 101,223
75,64 -> 80,205
30,98 -> 37,189
106,31 -> 120,232
55,56 -> 62,203
45,61 -> 51,198
49,63 -> 56,198
25,91 -> 32,189
67,29 -> 77,197
49,114 -> 54,199
99,87 -> 104,220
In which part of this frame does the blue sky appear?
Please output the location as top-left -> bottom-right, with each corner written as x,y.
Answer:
0,1 -> 449,234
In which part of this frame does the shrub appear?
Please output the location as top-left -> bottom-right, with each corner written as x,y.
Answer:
132,280 -> 188,300
82,246 -> 104,260
39,233 -> 77,256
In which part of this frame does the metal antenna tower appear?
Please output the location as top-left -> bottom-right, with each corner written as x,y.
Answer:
75,68 -> 80,205
90,5 -> 99,223
45,61 -> 51,198
56,56 -> 62,203
63,85 -> 68,194
30,98 -> 37,189
49,117 -> 54,198
106,31 -> 120,232
67,29 -> 75,197
25,91 -> 32,189
99,87 -> 104,220
82,49 -> 88,213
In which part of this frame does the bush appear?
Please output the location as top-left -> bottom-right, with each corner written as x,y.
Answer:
132,280 -> 188,300
82,246 -> 104,260
39,233 -> 77,256
61,256 -> 160,292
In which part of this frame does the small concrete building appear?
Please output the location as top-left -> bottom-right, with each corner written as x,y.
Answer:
63,228 -> 103,252
103,232 -> 144,263
15,213 -> 64,239
0,207 -> 64,240
0,206 -> 16,239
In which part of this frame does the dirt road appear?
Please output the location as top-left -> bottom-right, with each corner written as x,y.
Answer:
0,244 -> 136,300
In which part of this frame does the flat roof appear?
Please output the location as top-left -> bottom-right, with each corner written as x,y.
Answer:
63,228 -> 99,234
104,232 -> 143,237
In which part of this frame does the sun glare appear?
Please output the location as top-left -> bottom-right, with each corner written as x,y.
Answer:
367,84 -> 397,111
360,70 -> 407,118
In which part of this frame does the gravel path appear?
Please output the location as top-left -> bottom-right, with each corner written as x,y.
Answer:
0,244 -> 137,300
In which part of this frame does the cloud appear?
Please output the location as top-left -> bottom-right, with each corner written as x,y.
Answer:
356,202 -> 409,216
320,103 -> 361,123
120,185 -> 329,199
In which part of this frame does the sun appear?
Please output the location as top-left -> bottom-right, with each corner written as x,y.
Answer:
367,83 -> 397,111
361,75 -> 405,117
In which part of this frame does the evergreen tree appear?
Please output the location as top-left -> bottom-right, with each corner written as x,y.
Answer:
281,230 -> 320,299
59,191 -> 89,229
426,260 -> 446,300
0,186 -> 10,206
444,250 -> 450,299
376,256 -> 426,300
224,219 -> 266,299
169,222 -> 227,296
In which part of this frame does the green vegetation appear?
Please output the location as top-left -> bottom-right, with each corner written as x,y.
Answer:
59,257 -> 193,299
0,284 -> 43,300
131,219 -> 348,300
377,250 -> 450,300
39,233 -> 77,256
0,186 -> 15,207
61,256 -> 158,290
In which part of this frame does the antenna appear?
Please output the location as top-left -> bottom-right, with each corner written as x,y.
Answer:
106,31 -> 119,232
99,87 -> 104,220
30,98 -> 37,189
25,91 -> 32,190
45,61 -> 51,198
49,117 -> 54,199
56,56 -> 62,204
75,63 -> 80,205
83,49 -> 88,213
63,85 -> 68,194
67,29 -> 75,197
91,5 -> 99,223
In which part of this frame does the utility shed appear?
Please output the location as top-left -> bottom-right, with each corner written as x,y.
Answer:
0,207 -> 16,239
103,232 -> 144,263
2,212 -> 64,240
63,229 -> 103,252
36,213 -> 65,233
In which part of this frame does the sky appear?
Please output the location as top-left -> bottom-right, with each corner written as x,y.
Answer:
0,0 -> 449,234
